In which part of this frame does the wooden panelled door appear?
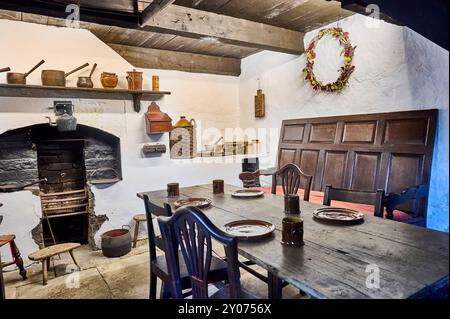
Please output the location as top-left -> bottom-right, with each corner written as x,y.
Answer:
277,110 -> 437,222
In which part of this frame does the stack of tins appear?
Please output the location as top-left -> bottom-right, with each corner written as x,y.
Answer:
170,116 -> 197,159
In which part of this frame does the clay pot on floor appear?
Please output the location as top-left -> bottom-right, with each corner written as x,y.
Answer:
101,226 -> 132,258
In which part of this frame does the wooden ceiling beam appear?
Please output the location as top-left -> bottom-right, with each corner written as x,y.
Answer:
141,4 -> 304,54
141,0 -> 176,25
0,1 -> 304,55
0,0 -> 140,28
0,8 -> 257,59
108,43 -> 241,76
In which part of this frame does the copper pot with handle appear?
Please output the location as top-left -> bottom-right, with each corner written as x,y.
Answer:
7,60 -> 45,85
77,63 -> 97,88
41,63 -> 89,87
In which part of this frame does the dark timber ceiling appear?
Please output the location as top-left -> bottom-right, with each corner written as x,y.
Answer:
173,0 -> 353,32
0,0 -> 353,60
1,0 -> 447,76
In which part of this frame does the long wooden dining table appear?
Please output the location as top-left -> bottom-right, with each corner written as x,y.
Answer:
137,184 -> 449,299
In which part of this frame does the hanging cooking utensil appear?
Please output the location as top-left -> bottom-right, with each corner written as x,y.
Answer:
6,60 -> 45,85
77,63 -> 97,88
0,67 -> 11,73
41,63 -> 89,87
0,178 -> 47,193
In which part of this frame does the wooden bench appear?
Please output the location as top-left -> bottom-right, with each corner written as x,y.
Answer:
28,243 -> 81,285
275,110 -> 437,226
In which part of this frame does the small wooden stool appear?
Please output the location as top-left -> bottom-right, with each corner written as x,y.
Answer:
0,235 -> 27,280
133,214 -> 147,248
28,243 -> 81,285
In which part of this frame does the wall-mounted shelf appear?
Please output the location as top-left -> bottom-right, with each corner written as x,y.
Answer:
0,84 -> 171,113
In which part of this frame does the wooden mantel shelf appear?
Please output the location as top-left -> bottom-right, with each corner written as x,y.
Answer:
0,84 -> 171,112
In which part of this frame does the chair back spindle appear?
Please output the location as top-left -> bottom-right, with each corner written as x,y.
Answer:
143,194 -> 172,261
238,164 -> 313,201
276,164 -> 313,201
158,206 -> 241,299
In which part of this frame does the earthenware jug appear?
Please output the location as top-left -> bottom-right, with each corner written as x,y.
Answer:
126,69 -> 143,90
170,116 -> 197,159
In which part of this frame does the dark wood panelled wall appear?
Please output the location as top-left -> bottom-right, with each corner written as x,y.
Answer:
277,109 -> 437,219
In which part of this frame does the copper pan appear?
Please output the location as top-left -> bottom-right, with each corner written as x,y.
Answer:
41,63 -> 89,87
6,60 -> 45,85
77,63 -> 97,88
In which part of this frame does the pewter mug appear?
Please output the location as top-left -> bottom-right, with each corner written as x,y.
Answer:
167,183 -> 180,198
213,179 -> 224,194
281,216 -> 304,247
284,194 -> 300,214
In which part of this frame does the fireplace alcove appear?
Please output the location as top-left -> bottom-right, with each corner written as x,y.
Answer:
0,123 -> 122,247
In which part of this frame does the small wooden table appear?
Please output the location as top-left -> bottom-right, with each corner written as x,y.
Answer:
28,243 -> 81,285
138,184 -> 449,299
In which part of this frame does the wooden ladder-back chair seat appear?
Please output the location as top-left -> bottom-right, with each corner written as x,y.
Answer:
323,185 -> 386,217
143,195 -> 228,299
158,206 -> 255,299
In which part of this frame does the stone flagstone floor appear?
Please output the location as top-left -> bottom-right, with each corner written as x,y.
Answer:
3,239 -> 307,299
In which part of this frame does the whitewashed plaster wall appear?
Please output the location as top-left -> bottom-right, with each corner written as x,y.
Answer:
0,12 -> 448,266
0,19 -> 243,264
238,14 -> 449,232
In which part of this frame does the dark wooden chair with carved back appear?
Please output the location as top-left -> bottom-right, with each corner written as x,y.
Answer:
273,164 -> 313,201
143,195 -> 228,299
239,164 -> 313,201
385,184 -> 429,223
323,185 -> 386,217
158,206 -> 255,299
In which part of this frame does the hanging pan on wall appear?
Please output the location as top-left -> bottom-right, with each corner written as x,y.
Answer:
41,63 -> 89,87
6,60 -> 45,84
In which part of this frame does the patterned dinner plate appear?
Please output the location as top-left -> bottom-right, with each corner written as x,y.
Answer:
313,207 -> 364,224
173,198 -> 212,209
223,220 -> 275,240
231,189 -> 265,198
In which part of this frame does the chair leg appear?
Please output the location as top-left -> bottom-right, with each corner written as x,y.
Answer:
160,281 -> 171,299
133,221 -> 140,248
9,240 -> 27,280
150,272 -> 157,300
